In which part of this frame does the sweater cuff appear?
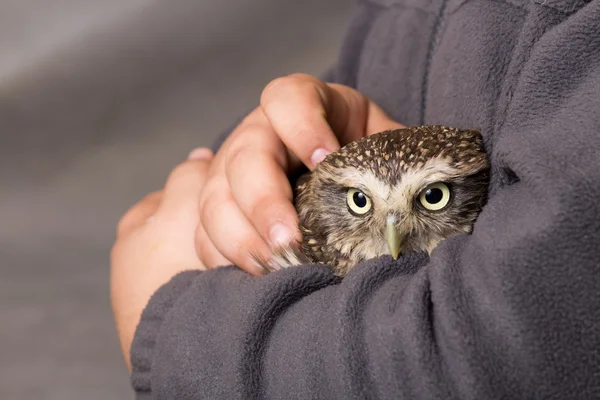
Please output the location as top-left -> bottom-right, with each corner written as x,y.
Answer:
130,270 -> 202,394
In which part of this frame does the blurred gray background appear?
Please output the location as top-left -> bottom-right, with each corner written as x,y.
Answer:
0,1 -> 354,398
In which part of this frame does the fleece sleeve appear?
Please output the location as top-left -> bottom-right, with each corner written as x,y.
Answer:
131,4 -> 600,400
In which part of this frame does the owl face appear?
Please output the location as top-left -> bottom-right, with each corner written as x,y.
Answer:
295,126 -> 490,275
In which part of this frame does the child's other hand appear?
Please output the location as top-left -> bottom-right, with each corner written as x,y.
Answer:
111,151 -> 213,371
196,73 -> 404,275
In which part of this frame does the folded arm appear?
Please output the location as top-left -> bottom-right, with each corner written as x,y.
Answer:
130,2 -> 600,398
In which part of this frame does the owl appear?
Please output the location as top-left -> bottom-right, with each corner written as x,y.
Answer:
260,125 -> 490,277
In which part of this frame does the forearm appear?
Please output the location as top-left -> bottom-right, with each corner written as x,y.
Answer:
131,266 -> 341,399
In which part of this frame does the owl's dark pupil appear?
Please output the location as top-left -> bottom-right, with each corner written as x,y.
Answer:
353,192 -> 367,208
425,188 -> 443,204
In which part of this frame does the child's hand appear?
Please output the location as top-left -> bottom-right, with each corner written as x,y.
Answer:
196,73 -> 404,275
111,151 -> 213,371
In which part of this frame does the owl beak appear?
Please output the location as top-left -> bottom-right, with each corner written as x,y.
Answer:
385,215 -> 405,260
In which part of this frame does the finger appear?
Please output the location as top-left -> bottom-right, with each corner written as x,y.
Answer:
260,73 -> 368,169
365,101 -> 405,134
198,178 -> 271,276
159,158 -> 212,212
195,220 -> 233,268
225,125 -> 300,250
117,191 -> 162,237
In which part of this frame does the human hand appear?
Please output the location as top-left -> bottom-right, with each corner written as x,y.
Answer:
110,149 -> 213,371
196,73 -> 404,275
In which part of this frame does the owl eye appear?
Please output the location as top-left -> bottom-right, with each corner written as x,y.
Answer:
418,182 -> 451,211
347,188 -> 372,215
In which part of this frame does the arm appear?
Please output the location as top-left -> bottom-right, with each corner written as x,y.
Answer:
128,3 -> 600,399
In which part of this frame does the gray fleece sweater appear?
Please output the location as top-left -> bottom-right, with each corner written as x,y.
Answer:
131,0 -> 600,398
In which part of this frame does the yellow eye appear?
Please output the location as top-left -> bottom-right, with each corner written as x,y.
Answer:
346,188 -> 372,215
418,182 -> 451,211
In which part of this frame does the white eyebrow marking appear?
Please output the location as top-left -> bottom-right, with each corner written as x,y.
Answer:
335,169 -> 391,200
388,156 -> 463,210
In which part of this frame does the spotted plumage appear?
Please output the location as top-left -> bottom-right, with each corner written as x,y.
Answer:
258,125 -> 490,277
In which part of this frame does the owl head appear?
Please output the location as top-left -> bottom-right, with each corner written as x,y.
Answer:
295,126 -> 490,275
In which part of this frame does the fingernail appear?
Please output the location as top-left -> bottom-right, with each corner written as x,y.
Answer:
188,148 -> 213,160
311,148 -> 331,167
269,223 -> 294,247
